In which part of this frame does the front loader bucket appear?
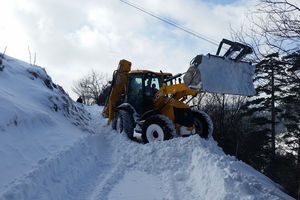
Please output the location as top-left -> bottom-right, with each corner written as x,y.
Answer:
183,55 -> 256,96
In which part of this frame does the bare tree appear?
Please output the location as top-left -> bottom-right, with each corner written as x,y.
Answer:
232,0 -> 300,58
1,46 -> 7,59
27,46 -> 37,66
72,71 -> 109,105
193,93 -> 248,158
257,1 -> 300,43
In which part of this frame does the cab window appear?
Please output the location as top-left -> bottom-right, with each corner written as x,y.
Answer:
144,74 -> 160,96
164,76 -> 173,86
127,74 -> 143,112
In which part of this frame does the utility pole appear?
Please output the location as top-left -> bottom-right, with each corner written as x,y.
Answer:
266,53 -> 278,160
298,136 -> 300,200
271,60 -> 275,158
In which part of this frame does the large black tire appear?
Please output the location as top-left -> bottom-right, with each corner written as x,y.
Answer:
192,110 -> 213,139
112,110 -> 134,139
141,114 -> 175,143
111,111 -> 118,130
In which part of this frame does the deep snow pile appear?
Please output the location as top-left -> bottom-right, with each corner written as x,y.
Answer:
0,55 -> 92,198
0,55 -> 294,200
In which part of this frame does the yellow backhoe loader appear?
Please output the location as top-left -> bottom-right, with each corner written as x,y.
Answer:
102,39 -> 255,143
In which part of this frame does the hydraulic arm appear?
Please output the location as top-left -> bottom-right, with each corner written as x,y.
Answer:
102,60 -> 131,125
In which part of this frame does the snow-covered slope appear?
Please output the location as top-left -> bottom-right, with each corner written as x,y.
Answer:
0,55 -> 294,200
0,55 -> 92,198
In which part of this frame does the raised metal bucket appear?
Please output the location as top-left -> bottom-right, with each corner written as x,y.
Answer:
183,55 -> 256,96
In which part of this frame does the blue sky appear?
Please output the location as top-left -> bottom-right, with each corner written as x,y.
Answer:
0,0 -> 254,99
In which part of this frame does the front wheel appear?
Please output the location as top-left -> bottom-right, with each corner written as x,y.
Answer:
112,110 -> 134,139
192,110 -> 213,139
141,115 -> 175,143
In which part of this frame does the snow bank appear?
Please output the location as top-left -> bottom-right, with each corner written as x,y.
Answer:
0,55 -> 92,196
0,133 -> 105,200
106,132 -> 292,200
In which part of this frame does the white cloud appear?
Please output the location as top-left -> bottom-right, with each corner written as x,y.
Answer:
0,0 -> 255,99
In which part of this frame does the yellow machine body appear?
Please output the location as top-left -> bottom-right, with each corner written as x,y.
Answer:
102,59 -> 132,125
102,59 -> 201,136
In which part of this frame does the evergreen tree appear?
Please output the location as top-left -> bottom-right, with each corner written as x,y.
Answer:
240,53 -> 286,173
280,51 -> 300,196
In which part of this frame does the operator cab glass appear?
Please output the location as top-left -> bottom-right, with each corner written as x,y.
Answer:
144,73 -> 160,97
127,72 -> 162,114
163,75 -> 173,86
127,73 -> 143,114
127,72 -> 174,115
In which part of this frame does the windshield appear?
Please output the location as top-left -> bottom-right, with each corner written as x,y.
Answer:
163,76 -> 173,86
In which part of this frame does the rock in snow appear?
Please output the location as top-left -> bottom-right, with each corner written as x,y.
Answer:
0,55 -> 294,200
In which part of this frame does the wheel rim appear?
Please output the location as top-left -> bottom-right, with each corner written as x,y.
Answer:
193,118 -> 203,135
116,116 -> 122,133
146,124 -> 164,142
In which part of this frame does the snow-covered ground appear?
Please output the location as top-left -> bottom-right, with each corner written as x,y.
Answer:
0,55 -> 294,200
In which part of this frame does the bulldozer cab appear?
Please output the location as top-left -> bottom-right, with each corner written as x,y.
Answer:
127,71 -> 171,114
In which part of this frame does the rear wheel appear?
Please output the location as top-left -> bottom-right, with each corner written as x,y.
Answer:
142,115 -> 175,143
192,110 -> 213,139
112,110 -> 134,139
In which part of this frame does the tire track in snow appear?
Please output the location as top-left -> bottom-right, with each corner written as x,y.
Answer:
86,160 -> 127,200
161,172 -> 181,200
65,136 -> 113,200
0,133 -> 108,200
69,106 -> 124,200
73,106 -> 131,200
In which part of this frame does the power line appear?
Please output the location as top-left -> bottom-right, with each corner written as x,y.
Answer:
120,0 -> 219,46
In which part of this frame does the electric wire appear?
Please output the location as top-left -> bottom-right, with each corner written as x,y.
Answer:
120,0 -> 219,46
